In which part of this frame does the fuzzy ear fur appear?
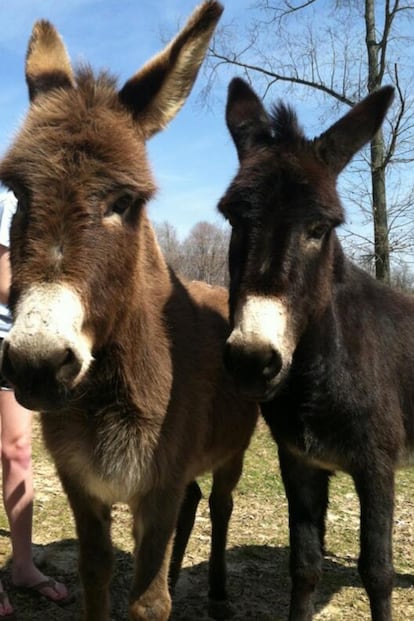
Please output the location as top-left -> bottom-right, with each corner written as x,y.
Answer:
25,20 -> 75,102
315,86 -> 395,174
225,77 -> 273,161
118,1 -> 223,139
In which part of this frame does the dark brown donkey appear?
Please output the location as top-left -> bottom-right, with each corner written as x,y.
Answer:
0,6 -> 259,621
218,78 -> 411,621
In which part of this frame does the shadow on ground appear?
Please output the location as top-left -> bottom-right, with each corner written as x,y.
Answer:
0,533 -> 413,620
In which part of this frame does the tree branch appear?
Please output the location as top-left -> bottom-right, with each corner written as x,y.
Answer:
208,48 -> 354,106
383,64 -> 405,168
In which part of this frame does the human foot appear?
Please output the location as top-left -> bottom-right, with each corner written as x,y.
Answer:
12,566 -> 69,604
15,576 -> 70,604
0,581 -> 13,617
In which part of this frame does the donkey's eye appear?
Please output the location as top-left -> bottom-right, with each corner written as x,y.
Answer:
107,194 -> 133,217
227,214 -> 239,228
104,193 -> 146,222
307,223 -> 329,240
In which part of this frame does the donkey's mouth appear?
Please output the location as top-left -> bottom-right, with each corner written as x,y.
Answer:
13,379 -> 71,412
0,346 -> 72,411
230,370 -> 289,403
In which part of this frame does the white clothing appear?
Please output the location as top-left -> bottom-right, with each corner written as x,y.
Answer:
0,191 -> 16,337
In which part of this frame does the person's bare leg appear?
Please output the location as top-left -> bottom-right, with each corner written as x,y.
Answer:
0,390 -> 68,602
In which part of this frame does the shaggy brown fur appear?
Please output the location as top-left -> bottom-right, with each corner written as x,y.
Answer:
0,5 -> 259,621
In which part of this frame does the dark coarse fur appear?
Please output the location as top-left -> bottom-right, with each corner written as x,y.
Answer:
220,77 -> 410,621
0,6 -> 259,621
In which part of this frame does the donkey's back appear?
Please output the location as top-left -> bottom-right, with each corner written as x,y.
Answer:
333,261 -> 414,460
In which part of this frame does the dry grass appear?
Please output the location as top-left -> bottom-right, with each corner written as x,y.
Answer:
0,417 -> 413,620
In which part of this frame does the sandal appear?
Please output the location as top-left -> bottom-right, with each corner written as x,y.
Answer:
0,590 -> 14,618
14,576 -> 72,606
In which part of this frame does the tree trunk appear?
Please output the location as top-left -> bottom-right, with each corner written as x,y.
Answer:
365,0 -> 390,283
370,133 -> 390,282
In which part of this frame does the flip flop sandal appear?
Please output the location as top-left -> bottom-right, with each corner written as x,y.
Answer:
0,590 -> 15,617
15,577 -> 73,606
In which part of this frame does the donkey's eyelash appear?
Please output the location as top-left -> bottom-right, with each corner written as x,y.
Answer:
306,223 -> 330,239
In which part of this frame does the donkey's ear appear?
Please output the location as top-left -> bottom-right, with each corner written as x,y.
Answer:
226,78 -> 273,161
26,20 -> 75,102
118,1 -> 223,139
316,86 -> 395,174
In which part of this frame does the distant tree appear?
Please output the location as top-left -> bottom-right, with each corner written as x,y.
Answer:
153,221 -> 183,273
154,220 -> 230,286
182,221 -> 230,286
390,263 -> 414,292
206,0 -> 414,283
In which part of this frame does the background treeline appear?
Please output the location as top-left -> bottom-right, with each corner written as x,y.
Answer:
154,220 -> 230,287
154,220 -> 414,292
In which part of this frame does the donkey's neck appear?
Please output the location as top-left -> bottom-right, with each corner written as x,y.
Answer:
133,211 -> 173,306
102,212 -> 173,414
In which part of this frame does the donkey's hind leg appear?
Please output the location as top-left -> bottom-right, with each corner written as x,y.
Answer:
169,480 -> 202,591
208,452 -> 244,620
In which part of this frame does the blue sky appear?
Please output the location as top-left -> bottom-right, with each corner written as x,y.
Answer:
0,0 -> 256,239
1,1 -> 412,261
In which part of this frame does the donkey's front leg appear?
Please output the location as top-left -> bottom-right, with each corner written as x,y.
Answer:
278,446 -> 330,621
61,476 -> 113,621
129,489 -> 183,621
353,462 -> 395,621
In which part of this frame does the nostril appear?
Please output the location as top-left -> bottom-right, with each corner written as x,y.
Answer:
224,340 -> 282,382
1,341 -> 16,383
62,347 -> 76,366
1,339 -> 9,363
262,348 -> 283,379
56,347 -> 82,383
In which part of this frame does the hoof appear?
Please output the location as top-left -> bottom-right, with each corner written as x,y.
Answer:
129,597 -> 171,621
208,598 -> 235,620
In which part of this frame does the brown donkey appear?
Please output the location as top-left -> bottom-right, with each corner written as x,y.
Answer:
0,5 -> 259,620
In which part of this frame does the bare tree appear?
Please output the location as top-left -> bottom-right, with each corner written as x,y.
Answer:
206,0 -> 414,282
153,221 -> 183,273
182,221 -> 230,286
154,220 -> 230,286
391,262 -> 414,292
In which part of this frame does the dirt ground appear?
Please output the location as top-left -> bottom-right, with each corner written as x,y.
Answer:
0,418 -> 413,620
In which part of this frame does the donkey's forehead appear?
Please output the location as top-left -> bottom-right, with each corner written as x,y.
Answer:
1,75 -> 155,194
225,146 -> 340,216
247,146 -> 335,186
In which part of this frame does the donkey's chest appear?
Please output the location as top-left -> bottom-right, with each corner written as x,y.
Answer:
265,408 -> 347,472
262,371 -> 358,472
41,405 -> 159,504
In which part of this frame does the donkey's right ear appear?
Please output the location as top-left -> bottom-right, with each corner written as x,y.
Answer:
226,78 -> 272,161
118,1 -> 223,139
25,20 -> 75,102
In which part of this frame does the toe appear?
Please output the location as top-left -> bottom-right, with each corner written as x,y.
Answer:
0,590 -> 13,617
37,579 -> 69,602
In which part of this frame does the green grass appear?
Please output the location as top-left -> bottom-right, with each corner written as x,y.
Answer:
0,417 -> 412,620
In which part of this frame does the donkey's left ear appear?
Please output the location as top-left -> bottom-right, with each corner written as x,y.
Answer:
26,20 -> 75,102
225,78 -> 273,161
118,1 -> 223,139
316,86 -> 395,174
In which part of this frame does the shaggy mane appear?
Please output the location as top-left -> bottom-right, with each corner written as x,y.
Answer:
270,102 -> 306,146
72,65 -> 120,105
